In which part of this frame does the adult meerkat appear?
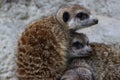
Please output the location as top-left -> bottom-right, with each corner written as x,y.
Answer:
61,33 -> 120,80
16,4 -> 98,80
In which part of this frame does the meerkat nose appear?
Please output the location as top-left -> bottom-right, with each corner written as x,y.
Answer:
93,19 -> 98,24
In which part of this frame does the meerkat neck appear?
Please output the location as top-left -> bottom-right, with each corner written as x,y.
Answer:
67,58 -> 92,70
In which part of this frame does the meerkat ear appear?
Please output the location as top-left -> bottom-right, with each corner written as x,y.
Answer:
63,12 -> 70,23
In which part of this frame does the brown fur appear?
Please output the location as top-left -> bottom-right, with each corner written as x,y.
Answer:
63,42 -> 120,80
61,32 -> 120,80
16,4 -> 97,80
16,16 -> 70,80
88,43 -> 120,80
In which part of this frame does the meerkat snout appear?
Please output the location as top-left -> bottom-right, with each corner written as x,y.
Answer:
93,19 -> 98,24
56,4 -> 98,31
69,32 -> 92,58
79,18 -> 98,28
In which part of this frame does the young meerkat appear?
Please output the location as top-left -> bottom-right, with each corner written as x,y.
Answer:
69,32 -> 93,58
61,32 -> 120,80
16,4 -> 98,80
61,32 -> 95,80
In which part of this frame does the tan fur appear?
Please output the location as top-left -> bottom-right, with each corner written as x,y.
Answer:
16,5 -> 93,80
16,4 -> 97,80
62,33 -> 120,80
56,4 -> 90,27
88,43 -> 120,80
65,43 -> 120,80
16,16 -> 70,80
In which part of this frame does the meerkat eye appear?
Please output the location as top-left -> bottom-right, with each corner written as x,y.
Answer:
76,12 -> 89,20
63,12 -> 70,23
72,41 -> 84,49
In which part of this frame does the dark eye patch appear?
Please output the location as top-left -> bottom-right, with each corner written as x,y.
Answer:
63,12 -> 70,23
72,41 -> 84,49
76,12 -> 89,20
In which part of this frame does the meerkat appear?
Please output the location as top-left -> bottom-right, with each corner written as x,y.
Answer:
69,32 -> 93,58
88,43 -> 120,80
61,32 -> 120,80
61,32 -> 95,80
16,4 -> 98,80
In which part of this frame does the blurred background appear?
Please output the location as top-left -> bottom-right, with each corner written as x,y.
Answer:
0,0 -> 120,80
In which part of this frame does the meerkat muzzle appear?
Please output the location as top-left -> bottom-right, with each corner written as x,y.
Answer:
93,19 -> 98,24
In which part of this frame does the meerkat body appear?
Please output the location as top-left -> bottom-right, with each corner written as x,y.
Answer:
61,33 -> 94,80
62,33 -> 120,80
61,58 -> 94,80
87,43 -> 120,80
16,16 -> 69,80
16,4 -> 98,80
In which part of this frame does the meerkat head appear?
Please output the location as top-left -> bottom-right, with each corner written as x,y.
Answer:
55,4 -> 98,31
69,32 -> 92,58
